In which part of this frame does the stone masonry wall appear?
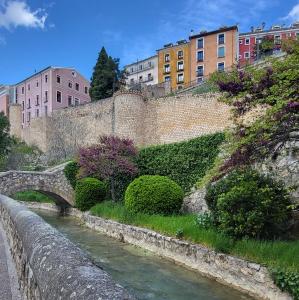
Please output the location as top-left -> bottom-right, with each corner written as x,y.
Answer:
9,92 -> 232,154
0,196 -> 133,300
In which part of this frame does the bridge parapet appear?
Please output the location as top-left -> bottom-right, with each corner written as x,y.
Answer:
0,163 -> 75,206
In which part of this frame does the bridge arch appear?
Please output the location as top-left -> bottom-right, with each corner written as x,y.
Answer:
0,166 -> 75,207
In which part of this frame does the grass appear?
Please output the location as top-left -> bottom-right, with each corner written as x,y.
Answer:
90,201 -> 299,272
12,190 -> 54,203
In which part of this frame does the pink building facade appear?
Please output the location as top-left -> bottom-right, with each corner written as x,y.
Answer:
15,67 -> 90,127
0,85 -> 10,116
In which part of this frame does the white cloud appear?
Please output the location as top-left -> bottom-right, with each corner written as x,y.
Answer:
284,3 -> 299,22
0,1 -> 47,29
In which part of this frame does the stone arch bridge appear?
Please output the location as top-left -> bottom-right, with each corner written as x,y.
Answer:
0,163 -> 74,207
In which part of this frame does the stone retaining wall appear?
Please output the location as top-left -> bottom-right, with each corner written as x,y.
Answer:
24,202 -> 291,300
0,196 -> 133,300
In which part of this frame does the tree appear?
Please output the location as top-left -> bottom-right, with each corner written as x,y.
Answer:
89,47 -> 120,101
0,112 -> 11,156
78,135 -> 138,201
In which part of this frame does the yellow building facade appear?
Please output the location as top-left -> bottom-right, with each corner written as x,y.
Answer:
157,41 -> 191,91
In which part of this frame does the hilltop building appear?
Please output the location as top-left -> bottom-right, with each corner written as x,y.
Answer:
13,67 -> 90,128
0,85 -> 15,116
189,25 -> 239,83
157,40 -> 191,90
239,22 -> 299,66
124,55 -> 158,87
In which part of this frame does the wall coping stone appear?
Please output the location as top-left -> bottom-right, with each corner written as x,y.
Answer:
0,196 -> 134,300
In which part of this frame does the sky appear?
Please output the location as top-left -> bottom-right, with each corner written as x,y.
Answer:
0,0 -> 299,84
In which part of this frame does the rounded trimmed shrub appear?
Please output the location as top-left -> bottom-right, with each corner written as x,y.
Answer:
75,177 -> 107,211
205,168 -> 291,239
64,161 -> 80,188
125,175 -> 184,215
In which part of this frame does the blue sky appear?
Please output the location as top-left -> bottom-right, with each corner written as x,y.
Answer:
0,0 -> 299,84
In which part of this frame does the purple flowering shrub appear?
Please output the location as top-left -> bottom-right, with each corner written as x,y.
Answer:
78,135 -> 138,201
208,40 -> 299,180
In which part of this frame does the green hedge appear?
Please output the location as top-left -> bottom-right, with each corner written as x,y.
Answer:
75,177 -> 107,211
125,175 -> 184,215
136,133 -> 225,192
64,161 -> 80,188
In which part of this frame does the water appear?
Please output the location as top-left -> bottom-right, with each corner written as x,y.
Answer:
34,209 -> 254,300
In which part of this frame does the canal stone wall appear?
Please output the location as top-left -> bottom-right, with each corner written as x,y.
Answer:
61,208 -> 290,300
0,196 -> 134,300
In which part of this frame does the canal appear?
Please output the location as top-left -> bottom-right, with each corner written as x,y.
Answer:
34,209 -> 254,300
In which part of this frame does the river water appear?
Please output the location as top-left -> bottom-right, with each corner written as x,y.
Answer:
34,209 -> 254,300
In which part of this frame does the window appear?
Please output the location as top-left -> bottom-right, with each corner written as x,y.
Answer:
57,75 -> 61,83
245,38 -> 250,45
22,101 -> 25,111
36,95 -> 39,106
22,113 -> 24,123
218,33 -> 225,44
74,98 -> 80,106
27,112 -> 31,123
177,73 -> 184,83
75,83 -> 79,91
197,38 -> 204,49
68,82 -> 73,88
165,53 -> 170,62
130,67 -> 133,73
197,50 -> 204,62
22,87 -> 24,94
164,76 -> 171,82
274,35 -> 281,44
256,37 -> 262,44
177,61 -> 184,71
217,62 -> 225,72
44,106 -> 48,116
68,95 -> 73,106
139,64 -> 143,70
148,73 -> 152,81
164,64 -> 170,73
130,78 -> 134,85
139,76 -> 143,82
45,75 -> 48,83
84,86 -> 88,94
244,52 -> 250,59
148,61 -> 152,67
28,84 -> 30,91
36,81 -> 39,87
218,46 -> 225,58
197,65 -> 204,77
197,77 -> 203,84
36,109 -> 39,118
178,50 -> 183,59
72,71 -> 77,77
239,39 -> 243,45
57,91 -> 62,103
45,91 -> 48,102
27,98 -> 31,109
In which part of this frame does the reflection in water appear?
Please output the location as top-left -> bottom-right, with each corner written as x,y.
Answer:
35,209 -> 254,300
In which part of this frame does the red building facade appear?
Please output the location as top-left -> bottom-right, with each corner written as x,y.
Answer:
239,24 -> 299,67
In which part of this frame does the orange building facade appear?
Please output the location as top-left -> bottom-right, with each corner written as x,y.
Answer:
189,26 -> 239,83
157,41 -> 191,91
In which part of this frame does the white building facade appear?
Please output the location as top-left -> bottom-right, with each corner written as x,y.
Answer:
125,55 -> 158,87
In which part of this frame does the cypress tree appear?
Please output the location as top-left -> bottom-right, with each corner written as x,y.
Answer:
89,47 -> 120,101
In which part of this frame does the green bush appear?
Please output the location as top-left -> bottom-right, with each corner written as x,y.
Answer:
125,175 -> 184,215
64,161 -> 80,188
272,268 -> 299,300
205,168 -> 291,239
136,133 -> 225,192
75,177 -> 107,211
